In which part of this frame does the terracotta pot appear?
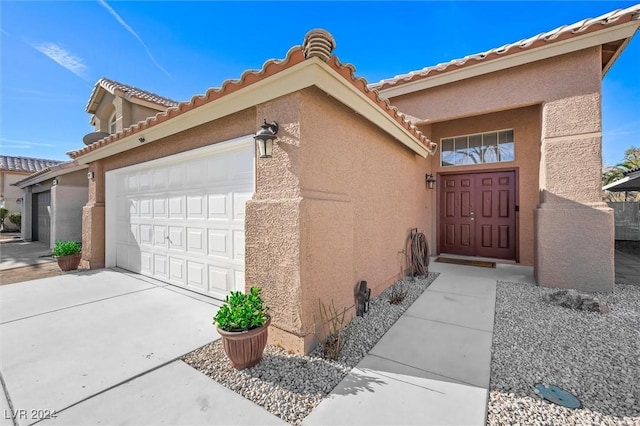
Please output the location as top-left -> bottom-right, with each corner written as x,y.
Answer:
57,253 -> 81,271
217,317 -> 270,369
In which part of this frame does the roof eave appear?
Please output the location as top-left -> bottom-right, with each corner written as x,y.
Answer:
15,162 -> 87,188
377,20 -> 640,98
72,58 -> 431,164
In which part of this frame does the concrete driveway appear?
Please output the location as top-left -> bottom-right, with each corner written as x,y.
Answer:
0,269 -> 284,425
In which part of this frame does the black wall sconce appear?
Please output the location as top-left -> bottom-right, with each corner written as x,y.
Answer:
254,119 -> 279,158
16,197 -> 23,205
52,178 -> 59,186
87,171 -> 95,180
426,174 -> 436,189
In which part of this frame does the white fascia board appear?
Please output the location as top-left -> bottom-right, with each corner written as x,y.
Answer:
379,21 -> 640,99
75,58 -> 429,164
16,164 -> 88,188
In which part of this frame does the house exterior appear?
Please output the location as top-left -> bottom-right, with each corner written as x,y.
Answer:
67,6 -> 640,355
0,156 -> 63,231
15,161 -> 88,247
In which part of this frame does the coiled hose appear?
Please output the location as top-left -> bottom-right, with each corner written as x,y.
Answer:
408,228 -> 430,276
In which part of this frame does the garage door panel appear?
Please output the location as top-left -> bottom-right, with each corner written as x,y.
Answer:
233,192 -> 251,220
187,261 -> 206,290
139,171 -> 151,191
153,198 -> 167,218
208,230 -> 230,258
110,139 -> 252,299
153,254 -> 167,279
208,194 -> 229,219
153,226 -> 167,248
169,257 -> 185,285
208,266 -> 230,293
152,168 -> 168,190
140,198 -> 152,218
169,165 -> 186,188
186,228 -> 206,255
141,252 -> 153,275
233,230 -> 245,260
187,195 -> 206,218
169,197 -> 185,219
168,227 -> 185,251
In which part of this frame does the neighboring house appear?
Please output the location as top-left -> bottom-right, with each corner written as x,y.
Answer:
0,156 -> 63,231
66,6 -> 640,355
85,77 -> 178,138
15,161 -> 88,248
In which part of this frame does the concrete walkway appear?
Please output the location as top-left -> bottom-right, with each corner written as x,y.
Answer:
0,241 -> 53,271
304,260 -> 535,426
0,269 -> 285,426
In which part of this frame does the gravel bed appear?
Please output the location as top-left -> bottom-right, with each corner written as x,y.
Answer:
488,281 -> 640,426
183,272 -> 438,425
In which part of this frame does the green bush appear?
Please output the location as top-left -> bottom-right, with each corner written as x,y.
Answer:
8,212 -> 21,230
0,208 -> 8,222
213,286 -> 268,332
52,240 -> 82,257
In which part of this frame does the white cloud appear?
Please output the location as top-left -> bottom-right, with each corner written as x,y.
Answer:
0,137 -> 55,148
31,42 -> 89,80
98,0 -> 172,79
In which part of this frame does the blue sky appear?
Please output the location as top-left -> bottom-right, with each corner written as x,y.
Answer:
1,1 -> 638,165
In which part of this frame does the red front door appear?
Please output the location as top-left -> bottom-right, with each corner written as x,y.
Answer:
439,171 -> 516,260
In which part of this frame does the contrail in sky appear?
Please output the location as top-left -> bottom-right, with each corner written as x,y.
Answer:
98,0 -> 173,79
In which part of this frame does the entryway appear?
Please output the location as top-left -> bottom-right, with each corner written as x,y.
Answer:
439,170 -> 516,260
32,190 -> 51,246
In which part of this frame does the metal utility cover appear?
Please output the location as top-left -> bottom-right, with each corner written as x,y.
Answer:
534,384 -> 582,409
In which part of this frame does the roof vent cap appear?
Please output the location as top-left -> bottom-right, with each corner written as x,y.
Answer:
303,29 -> 336,61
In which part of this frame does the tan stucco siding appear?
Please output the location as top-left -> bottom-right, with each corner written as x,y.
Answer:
297,88 -> 431,349
429,105 -> 541,265
389,47 -> 601,123
130,104 -> 164,128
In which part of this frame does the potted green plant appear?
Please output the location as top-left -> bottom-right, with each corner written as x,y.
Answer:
52,240 -> 82,271
213,286 -> 270,369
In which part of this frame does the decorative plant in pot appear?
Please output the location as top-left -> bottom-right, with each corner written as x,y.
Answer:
213,286 -> 270,369
52,240 -> 82,271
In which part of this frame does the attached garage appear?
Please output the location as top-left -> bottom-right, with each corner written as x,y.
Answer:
32,191 -> 51,246
105,136 -> 254,299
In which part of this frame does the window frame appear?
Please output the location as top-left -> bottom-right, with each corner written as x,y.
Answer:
440,128 -> 515,167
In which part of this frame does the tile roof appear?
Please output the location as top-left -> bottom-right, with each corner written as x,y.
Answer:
85,78 -> 179,113
0,155 -> 64,173
371,4 -> 640,91
69,29 -> 436,160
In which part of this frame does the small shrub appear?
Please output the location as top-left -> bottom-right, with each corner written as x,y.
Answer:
8,212 -> 21,230
213,286 -> 268,332
52,240 -> 82,257
388,281 -> 408,305
318,299 -> 352,361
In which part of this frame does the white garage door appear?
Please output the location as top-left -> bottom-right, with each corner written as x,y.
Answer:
105,137 -> 254,300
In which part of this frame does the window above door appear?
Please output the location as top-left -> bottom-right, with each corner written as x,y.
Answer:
441,129 -> 514,167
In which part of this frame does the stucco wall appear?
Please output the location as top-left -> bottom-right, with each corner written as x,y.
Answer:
51,170 -> 88,246
246,88 -> 432,353
1,171 -> 28,230
389,47 -> 601,123
428,106 -> 541,265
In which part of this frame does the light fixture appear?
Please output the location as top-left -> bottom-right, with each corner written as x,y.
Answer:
254,119 -> 279,158
16,197 -> 23,205
138,136 -> 146,143
87,171 -> 95,180
426,174 -> 436,189
52,178 -> 59,186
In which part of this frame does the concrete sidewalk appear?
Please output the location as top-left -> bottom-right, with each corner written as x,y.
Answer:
304,260 -> 535,426
0,241 -> 53,271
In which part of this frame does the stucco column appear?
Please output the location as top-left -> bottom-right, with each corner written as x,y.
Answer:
22,187 -> 33,241
535,93 -> 614,292
245,96 -> 311,353
81,162 -> 105,269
